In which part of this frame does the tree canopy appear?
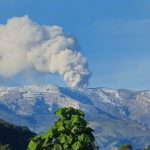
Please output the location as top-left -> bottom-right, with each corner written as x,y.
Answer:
27,107 -> 97,150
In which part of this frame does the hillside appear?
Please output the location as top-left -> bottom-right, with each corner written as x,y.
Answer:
0,85 -> 150,149
0,119 -> 35,150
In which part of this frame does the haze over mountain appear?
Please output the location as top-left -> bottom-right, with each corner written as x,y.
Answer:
0,84 -> 150,149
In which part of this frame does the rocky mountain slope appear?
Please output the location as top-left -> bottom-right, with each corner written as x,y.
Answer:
0,85 -> 150,149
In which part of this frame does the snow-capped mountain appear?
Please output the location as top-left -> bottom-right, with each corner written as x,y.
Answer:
0,85 -> 150,149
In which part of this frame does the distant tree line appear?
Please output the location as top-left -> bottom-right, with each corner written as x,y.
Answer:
118,144 -> 150,150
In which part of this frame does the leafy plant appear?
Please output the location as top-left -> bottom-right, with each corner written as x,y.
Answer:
118,144 -> 132,150
27,107 -> 97,150
145,144 -> 150,150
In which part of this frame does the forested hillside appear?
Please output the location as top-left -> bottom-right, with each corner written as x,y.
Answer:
0,119 -> 35,150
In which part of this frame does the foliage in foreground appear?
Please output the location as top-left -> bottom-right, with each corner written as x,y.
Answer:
119,144 -> 132,150
28,107 -> 97,150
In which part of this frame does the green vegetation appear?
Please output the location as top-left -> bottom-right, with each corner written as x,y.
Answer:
0,119 -> 35,150
119,144 -> 132,150
28,107 -> 97,150
118,144 -> 150,150
144,144 -> 150,150
0,108 -> 149,150
0,144 -> 11,150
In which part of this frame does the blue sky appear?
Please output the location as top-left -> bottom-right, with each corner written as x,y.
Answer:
0,0 -> 150,90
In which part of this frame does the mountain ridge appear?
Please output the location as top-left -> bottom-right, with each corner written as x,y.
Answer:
0,84 -> 150,149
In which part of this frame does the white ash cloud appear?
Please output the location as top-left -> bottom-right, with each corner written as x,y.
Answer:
0,16 -> 91,87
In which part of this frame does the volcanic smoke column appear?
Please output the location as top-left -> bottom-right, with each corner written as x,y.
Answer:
0,16 -> 91,88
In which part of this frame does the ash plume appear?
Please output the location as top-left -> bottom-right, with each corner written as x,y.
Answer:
0,16 -> 91,88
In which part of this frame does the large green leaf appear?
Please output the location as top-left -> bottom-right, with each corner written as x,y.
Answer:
58,135 -> 72,144
71,126 -> 78,134
57,125 -> 65,132
78,134 -> 86,141
71,115 -> 87,128
54,108 -> 64,117
52,143 -> 62,150
42,128 -> 53,139
72,141 -> 81,150
63,143 -> 69,149
32,136 -> 42,142
27,140 -> 42,150
42,137 -> 53,148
